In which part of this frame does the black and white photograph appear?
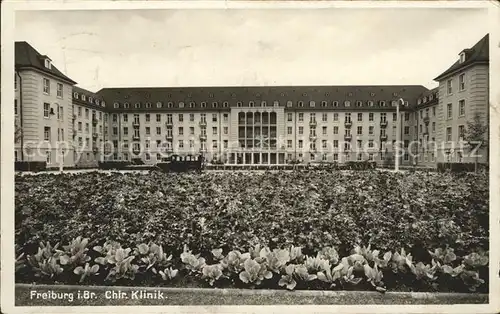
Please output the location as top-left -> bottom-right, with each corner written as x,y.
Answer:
1,1 -> 499,313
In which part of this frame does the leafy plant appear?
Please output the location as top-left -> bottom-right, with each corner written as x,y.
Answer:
73,263 -> 100,283
135,242 -> 173,274
238,258 -> 273,285
159,267 -> 179,281
180,245 -> 206,273
59,236 -> 91,266
428,247 -> 457,264
363,263 -> 386,292
463,252 -> 488,269
26,241 -> 64,278
201,264 -> 224,286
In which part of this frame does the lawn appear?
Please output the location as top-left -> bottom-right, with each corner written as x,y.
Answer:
14,170 -> 489,294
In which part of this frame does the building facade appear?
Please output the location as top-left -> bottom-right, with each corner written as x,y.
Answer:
13,34 -> 490,168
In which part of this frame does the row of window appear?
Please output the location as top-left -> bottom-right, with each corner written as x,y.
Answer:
446,73 -> 466,95
112,99 -> 411,109
73,92 -> 105,107
43,103 -> 64,120
111,113 -> 229,124
42,78 -> 64,98
446,100 -> 466,119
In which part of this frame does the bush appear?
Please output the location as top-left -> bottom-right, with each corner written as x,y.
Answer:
15,171 -> 488,260
15,161 -> 47,172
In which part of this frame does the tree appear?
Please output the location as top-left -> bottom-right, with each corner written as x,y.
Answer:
464,112 -> 488,173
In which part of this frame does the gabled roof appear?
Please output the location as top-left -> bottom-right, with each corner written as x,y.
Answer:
15,41 -> 77,84
97,85 -> 429,112
434,34 -> 489,81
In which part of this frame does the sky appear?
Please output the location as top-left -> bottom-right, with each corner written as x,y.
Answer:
14,8 -> 490,92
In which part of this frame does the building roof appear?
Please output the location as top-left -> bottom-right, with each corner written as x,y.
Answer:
15,41 -> 77,85
434,34 -> 489,81
72,86 -> 107,109
97,85 -> 429,112
415,87 -> 439,109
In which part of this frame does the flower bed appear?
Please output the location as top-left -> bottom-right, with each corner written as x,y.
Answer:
15,170 -> 489,292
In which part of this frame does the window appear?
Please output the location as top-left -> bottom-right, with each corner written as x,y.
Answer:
432,122 -> 436,132
459,73 -> 465,91
369,113 -> 374,121
298,101 -> 304,107
112,127 -> 118,135
156,114 -> 161,122
123,114 -> 128,122
357,126 -> 362,135
333,140 -> 338,148
309,101 -> 315,107
156,127 -> 161,135
44,127 -> 51,141
287,113 -> 293,122
333,101 -> 339,107
213,127 -> 217,135
298,113 -> 304,122
57,83 -> 63,98
287,140 -> 292,148
77,107 -> 82,117
356,101 -> 362,107
458,125 -> 465,141
357,113 -> 362,121
404,126 -> 409,135
179,114 -> 184,122
212,113 -> 217,122
223,127 -> 228,135
298,140 -> 303,149
179,127 -> 184,135
447,103 -> 453,119
123,127 -> 128,135
333,126 -> 338,135
43,78 -> 50,94
369,126 -> 374,135
43,103 -> 50,117
344,101 -> 350,107
189,140 -> 194,148
190,127 -> 194,135
368,140 -> 374,148
85,109 -> 90,119
379,101 -> 385,107
223,114 -> 228,122
446,127 -> 452,142
298,126 -> 303,135
114,103 -> 119,109
287,127 -> 292,135
333,113 -> 338,121
78,122 -> 82,131
145,114 -> 150,122
459,100 -> 465,116
322,126 -> 327,135
190,114 -> 194,122
13,99 -> 18,115
145,153 -> 151,161
447,79 -> 453,94
135,103 -> 140,109
368,101 -> 374,107
459,52 -> 465,63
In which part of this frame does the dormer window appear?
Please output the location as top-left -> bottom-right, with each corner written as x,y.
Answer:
212,102 -> 218,108
89,97 -> 93,104
287,101 -> 293,107
81,95 -> 86,101
101,101 -> 106,107
44,58 -> 52,69
74,92 -> 79,99
459,52 -> 466,63
135,103 -> 140,108
114,102 -> 119,108
178,102 -> 184,108
309,101 -> 315,107
418,99 -> 422,105
145,102 -> 152,108
368,101 -> 374,107
201,102 -> 207,108
237,102 -> 243,107
356,101 -> 362,107
124,103 -> 130,108
95,99 -> 100,105
157,102 -> 162,108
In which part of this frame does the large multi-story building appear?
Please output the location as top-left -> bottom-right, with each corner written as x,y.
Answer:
13,34 -> 490,168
